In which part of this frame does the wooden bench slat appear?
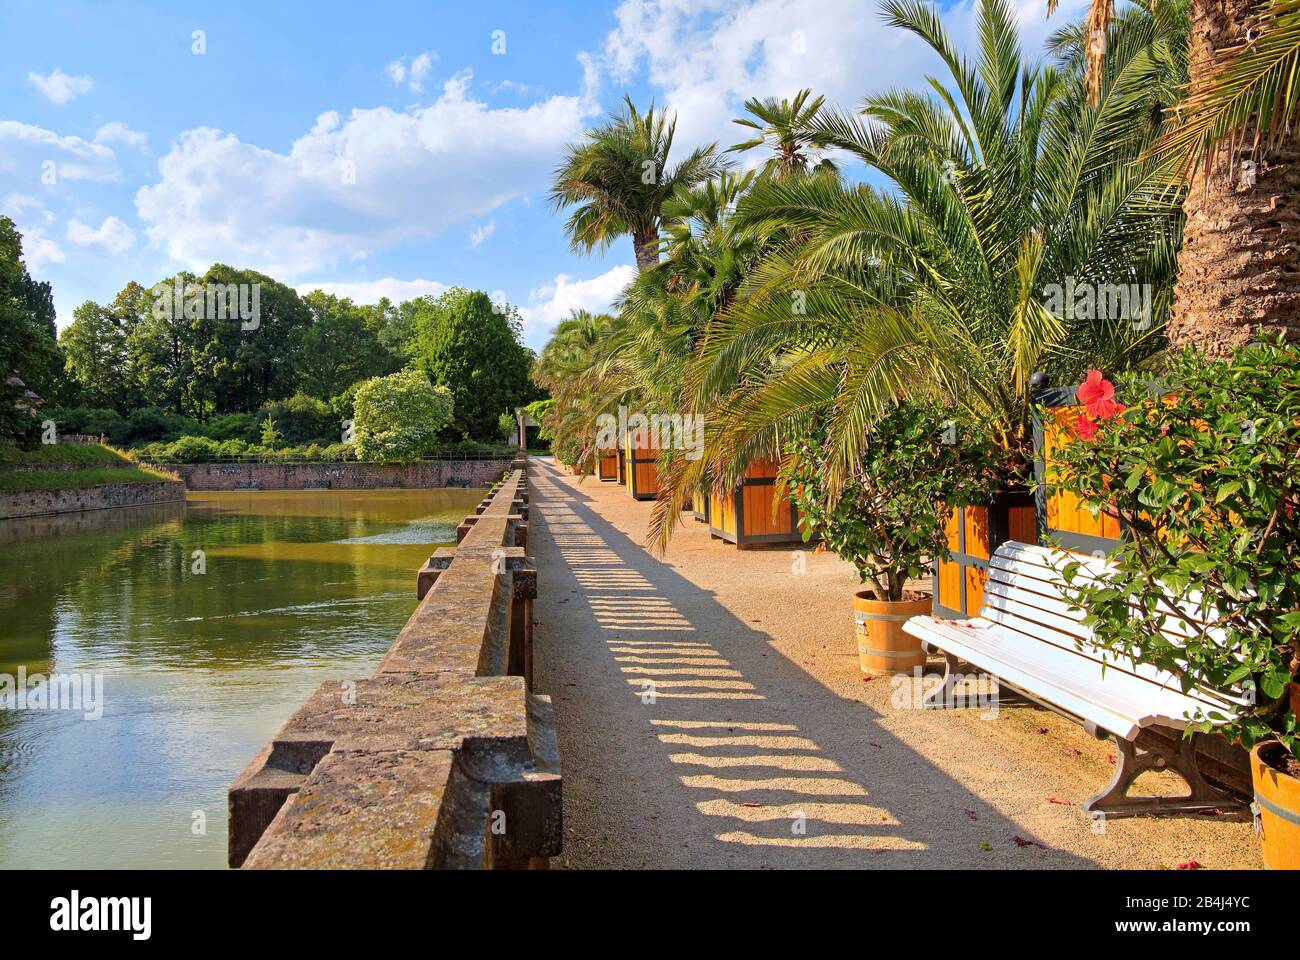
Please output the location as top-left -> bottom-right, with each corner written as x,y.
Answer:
904,616 -> 1145,739
907,540 -> 1250,817
969,610 -> 1233,720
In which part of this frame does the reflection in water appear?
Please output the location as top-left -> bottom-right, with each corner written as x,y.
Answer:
0,488 -> 485,869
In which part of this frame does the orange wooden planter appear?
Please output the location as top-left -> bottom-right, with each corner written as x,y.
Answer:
623,431 -> 659,500
1252,742 -> 1300,869
707,458 -> 804,548
691,489 -> 710,523
853,592 -> 931,673
596,451 -> 619,482
933,493 -> 1037,619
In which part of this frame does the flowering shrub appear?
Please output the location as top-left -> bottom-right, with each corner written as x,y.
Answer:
1049,338 -> 1300,757
1072,369 -> 1127,440
786,399 -> 1006,602
352,368 -> 454,464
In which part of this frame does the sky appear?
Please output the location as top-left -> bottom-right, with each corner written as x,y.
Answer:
0,0 -> 1086,351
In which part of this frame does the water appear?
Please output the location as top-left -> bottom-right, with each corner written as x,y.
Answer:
0,488 -> 486,869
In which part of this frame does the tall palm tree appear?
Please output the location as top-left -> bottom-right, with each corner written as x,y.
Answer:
728,89 -> 838,179
645,0 -> 1186,545
1056,0 -> 1300,354
550,97 -> 727,270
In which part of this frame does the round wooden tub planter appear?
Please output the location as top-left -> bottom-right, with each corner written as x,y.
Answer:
1252,741 -> 1300,869
853,591 -> 931,674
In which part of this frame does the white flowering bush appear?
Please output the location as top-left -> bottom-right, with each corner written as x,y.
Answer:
352,368 -> 454,463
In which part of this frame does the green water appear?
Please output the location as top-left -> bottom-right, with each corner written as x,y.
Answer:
0,488 -> 486,869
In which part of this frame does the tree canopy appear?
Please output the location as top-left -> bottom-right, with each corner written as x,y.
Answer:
410,288 -> 540,440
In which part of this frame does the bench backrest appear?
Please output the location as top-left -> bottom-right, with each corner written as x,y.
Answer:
979,541 -> 1245,710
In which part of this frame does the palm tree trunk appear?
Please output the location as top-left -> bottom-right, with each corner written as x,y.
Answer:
1167,0 -> 1300,355
633,227 -> 659,271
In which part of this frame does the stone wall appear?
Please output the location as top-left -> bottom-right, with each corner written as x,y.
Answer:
170,459 -> 512,491
0,479 -> 186,520
228,460 -> 561,870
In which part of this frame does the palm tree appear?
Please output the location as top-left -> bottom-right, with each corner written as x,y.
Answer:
550,98 -> 727,270
645,0 -> 1186,545
1056,0 -> 1300,354
728,89 -> 838,179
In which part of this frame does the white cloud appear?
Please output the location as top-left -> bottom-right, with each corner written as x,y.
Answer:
0,121 -> 120,183
295,277 -> 449,303
518,265 -> 636,344
386,51 -> 437,93
28,68 -> 93,104
409,53 -> 434,92
134,71 -> 594,277
24,233 -> 66,268
3,196 -> 64,269
94,121 -> 147,148
469,220 -> 495,247
596,0 -> 1087,156
66,215 -> 136,254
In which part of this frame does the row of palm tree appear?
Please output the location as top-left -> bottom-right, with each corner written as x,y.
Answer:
534,0 -> 1296,548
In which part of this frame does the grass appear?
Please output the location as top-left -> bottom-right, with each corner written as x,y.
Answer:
0,443 -> 132,466
0,465 -> 175,492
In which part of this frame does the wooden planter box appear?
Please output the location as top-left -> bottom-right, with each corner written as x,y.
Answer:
1034,383 -> 1123,556
708,459 -> 804,548
597,451 -> 619,482
932,491 -> 1037,619
623,432 -> 659,500
691,489 -> 710,523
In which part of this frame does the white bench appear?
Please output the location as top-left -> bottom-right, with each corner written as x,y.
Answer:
904,541 -> 1249,818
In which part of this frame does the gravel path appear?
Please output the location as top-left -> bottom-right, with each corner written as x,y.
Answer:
528,458 -> 1261,870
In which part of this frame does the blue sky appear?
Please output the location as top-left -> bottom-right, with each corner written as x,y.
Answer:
1,0 -> 1083,350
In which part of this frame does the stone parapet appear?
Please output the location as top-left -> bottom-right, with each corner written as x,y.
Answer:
228,465 -> 558,869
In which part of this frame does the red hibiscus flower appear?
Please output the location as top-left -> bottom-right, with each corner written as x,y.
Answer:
1073,413 -> 1098,441
1077,370 -> 1125,421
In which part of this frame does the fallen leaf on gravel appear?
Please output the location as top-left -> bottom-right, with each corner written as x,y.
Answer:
1011,835 -> 1044,848
868,742 -> 882,749
1037,727 -> 1049,734
1175,860 -> 1203,870
964,809 -> 978,821
861,675 -> 877,682
1046,797 -> 1071,806
1065,748 -> 1082,756
741,802 -> 763,808
979,842 -> 992,851
1107,754 -> 1117,764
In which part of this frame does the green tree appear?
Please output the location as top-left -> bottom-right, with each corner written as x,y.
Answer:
61,301 -> 129,410
259,414 -> 283,448
260,392 -> 337,444
411,288 -> 538,439
550,97 -> 727,270
728,89 -> 837,180
0,217 -> 63,443
352,368 -> 454,463
296,291 -> 391,398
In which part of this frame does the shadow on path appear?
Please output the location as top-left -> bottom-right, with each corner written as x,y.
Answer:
529,459 -> 1096,869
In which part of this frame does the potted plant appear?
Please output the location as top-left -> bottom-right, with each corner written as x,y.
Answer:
1050,338 -> 1299,868
786,399 -> 1004,673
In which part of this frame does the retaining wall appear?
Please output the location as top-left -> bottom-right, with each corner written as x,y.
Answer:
228,459 -> 561,869
171,459 -> 512,490
0,479 -> 185,520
